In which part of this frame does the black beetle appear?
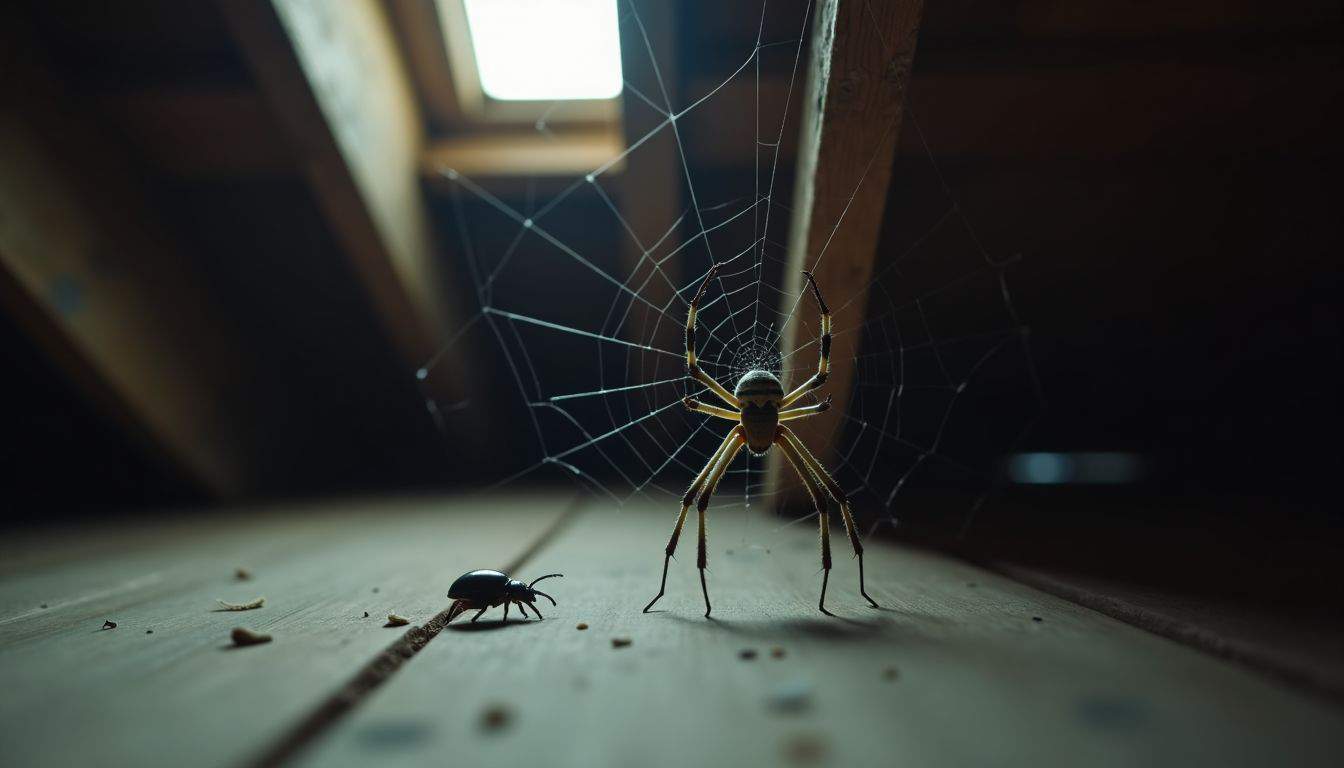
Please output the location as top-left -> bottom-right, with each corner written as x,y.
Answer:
446,570 -> 563,623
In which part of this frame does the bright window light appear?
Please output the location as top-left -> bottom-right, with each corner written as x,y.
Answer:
462,0 -> 623,102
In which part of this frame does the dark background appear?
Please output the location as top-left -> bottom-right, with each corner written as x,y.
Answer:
4,0 -> 1340,549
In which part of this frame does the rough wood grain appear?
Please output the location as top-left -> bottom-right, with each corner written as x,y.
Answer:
0,496 -> 569,768
767,0 -> 924,504
298,503 -> 1344,768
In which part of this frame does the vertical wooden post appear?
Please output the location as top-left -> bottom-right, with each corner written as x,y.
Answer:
616,0 -> 682,359
767,0 -> 924,504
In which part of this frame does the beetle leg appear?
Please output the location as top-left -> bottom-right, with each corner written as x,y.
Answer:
470,607 -> 489,623
529,602 -> 544,620
446,599 -> 471,623
515,600 -> 531,619
503,601 -> 510,621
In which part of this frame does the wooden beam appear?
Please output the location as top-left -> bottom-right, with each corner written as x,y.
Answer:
383,0 -> 463,134
683,46 -> 1343,168
421,127 -> 626,182
0,28 -> 261,496
219,0 -> 465,390
615,0 -> 684,364
766,0 -> 924,504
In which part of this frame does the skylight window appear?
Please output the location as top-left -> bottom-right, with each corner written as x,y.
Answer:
462,0 -> 623,102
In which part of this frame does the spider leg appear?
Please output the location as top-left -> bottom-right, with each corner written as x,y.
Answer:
778,394 -> 832,421
686,264 -> 741,409
776,433 -> 835,616
694,430 -> 746,618
683,397 -> 739,421
780,425 -> 880,608
781,271 -> 832,407
644,426 -> 744,613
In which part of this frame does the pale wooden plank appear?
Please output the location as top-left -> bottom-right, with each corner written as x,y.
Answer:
0,495 -> 569,768
301,502 -> 1344,768
766,0 -> 924,504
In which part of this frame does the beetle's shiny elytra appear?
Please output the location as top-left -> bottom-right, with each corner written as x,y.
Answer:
446,570 -> 562,623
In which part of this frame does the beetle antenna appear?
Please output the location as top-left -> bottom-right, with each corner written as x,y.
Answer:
532,590 -> 557,606
528,573 -> 563,588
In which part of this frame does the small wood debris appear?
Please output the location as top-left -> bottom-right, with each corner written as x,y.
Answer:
739,648 -> 758,661
146,630 -> 154,635
235,567 -> 252,581
216,596 -> 266,611
385,614 -> 410,627
363,611 -> 369,618
782,732 -> 828,765
611,637 -> 632,648
102,620 -> 117,630
1032,616 -> 1043,623
771,647 -> 786,659
882,666 -> 899,681
40,603 -> 48,609
480,704 -> 513,732
575,622 -> 589,630
230,627 -> 272,647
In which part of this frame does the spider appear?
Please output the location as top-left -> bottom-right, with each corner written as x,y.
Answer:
643,263 -> 880,617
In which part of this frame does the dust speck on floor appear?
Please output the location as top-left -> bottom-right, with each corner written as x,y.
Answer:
480,704 -> 513,733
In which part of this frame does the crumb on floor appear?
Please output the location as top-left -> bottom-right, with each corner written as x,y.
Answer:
611,637 -> 632,648
230,627 -> 272,647
216,596 -> 265,611
385,614 -> 410,627
782,732 -> 828,765
480,704 -> 513,732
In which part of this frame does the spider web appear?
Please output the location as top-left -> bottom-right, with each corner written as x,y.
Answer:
418,0 -> 1043,542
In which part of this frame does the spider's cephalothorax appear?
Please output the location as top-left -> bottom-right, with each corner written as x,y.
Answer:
644,264 -> 880,617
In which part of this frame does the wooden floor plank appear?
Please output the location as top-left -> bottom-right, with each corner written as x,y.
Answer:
298,503 -> 1344,768
0,495 -> 569,768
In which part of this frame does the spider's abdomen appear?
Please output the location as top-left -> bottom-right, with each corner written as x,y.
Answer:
736,370 -> 782,455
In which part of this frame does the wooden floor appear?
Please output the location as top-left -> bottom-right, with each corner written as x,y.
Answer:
1,495 -> 1341,768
